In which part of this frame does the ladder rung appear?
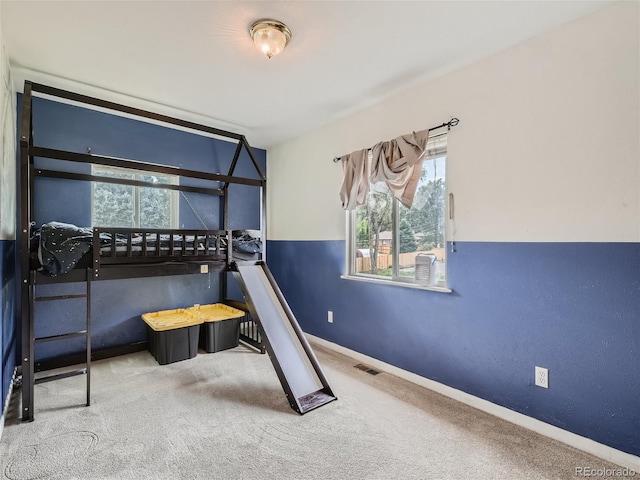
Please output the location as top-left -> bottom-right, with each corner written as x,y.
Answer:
35,368 -> 87,385
35,294 -> 88,301
35,331 -> 88,343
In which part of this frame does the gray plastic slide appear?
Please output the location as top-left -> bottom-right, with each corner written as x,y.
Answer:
233,262 -> 336,414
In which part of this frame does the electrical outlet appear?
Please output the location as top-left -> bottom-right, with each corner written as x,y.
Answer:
535,366 -> 548,388
200,265 -> 209,274
327,311 -> 333,323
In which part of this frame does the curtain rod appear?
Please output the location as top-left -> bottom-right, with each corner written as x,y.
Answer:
332,117 -> 459,163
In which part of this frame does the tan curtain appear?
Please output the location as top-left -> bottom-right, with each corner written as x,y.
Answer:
369,129 -> 430,208
339,149 -> 369,210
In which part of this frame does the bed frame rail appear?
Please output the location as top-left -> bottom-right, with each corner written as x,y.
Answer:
91,228 -> 233,278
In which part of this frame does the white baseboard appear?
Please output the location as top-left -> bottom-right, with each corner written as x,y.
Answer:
307,334 -> 640,472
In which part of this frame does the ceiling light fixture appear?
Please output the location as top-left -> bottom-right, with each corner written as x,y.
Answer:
250,19 -> 291,59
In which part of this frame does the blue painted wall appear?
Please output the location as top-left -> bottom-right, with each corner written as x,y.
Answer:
29,96 -> 263,230
1,240 -> 16,406
19,96 -> 265,361
267,239 -> 640,456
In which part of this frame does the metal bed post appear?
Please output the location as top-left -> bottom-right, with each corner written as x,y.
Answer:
19,82 -> 34,422
86,268 -> 92,406
221,187 -> 228,301
24,272 -> 35,421
261,179 -> 267,261
222,140 -> 243,302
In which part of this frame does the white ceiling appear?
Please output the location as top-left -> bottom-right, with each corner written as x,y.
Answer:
1,0 -> 613,149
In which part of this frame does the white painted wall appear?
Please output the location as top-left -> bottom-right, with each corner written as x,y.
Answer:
267,1 -> 639,243
0,4 -> 16,242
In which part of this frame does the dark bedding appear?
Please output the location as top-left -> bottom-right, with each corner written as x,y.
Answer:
36,222 -> 94,276
231,230 -> 262,254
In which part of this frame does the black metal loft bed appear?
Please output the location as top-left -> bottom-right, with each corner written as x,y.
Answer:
18,81 -> 266,421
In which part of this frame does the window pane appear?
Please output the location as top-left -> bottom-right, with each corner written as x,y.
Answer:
93,168 -> 135,227
397,210 -> 418,278
353,182 -> 393,277
92,167 -> 176,228
139,174 -> 172,228
403,154 -> 447,286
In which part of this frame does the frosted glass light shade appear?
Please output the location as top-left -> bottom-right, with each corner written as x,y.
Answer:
250,20 -> 291,59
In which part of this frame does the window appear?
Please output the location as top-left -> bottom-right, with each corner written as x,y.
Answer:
91,165 -> 178,228
347,134 -> 448,289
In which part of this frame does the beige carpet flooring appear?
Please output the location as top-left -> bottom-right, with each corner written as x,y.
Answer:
0,342 -> 628,480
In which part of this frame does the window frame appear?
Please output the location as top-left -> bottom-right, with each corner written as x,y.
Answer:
91,165 -> 179,229
344,133 -> 451,293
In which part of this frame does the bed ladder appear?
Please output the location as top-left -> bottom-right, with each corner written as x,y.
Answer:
25,268 -> 92,420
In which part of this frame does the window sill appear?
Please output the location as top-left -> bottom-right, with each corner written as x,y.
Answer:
340,274 -> 453,293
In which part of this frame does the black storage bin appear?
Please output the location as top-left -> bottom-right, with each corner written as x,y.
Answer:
142,309 -> 202,365
187,304 -> 245,353
200,318 -> 241,353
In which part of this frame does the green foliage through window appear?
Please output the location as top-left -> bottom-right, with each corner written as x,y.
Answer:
92,166 -> 177,228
